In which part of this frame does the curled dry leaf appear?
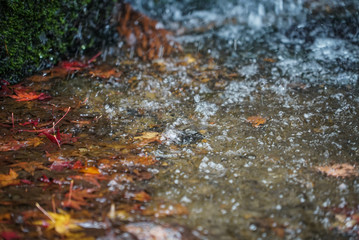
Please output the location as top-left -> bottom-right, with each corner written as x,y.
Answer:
316,163 -> 359,178
246,116 -> 267,128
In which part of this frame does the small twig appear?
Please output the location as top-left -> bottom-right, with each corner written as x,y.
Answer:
53,107 -> 71,128
51,194 -> 56,213
11,113 -> 14,129
67,180 -> 74,203
81,97 -> 89,104
88,51 -> 102,63
36,202 -> 55,223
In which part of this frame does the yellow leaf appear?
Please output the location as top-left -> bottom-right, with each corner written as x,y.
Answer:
0,169 -> 20,188
33,210 -> 82,236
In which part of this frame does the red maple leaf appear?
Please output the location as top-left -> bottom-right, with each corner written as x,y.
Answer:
10,89 -> 51,102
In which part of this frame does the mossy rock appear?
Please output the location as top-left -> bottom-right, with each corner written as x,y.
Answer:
0,0 -> 118,84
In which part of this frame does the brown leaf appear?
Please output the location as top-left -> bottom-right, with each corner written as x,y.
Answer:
9,161 -> 49,175
246,116 -> 267,128
89,67 -> 122,79
119,155 -> 158,167
62,188 -> 99,210
134,131 -> 162,146
0,137 -> 42,151
125,191 -> 151,202
316,163 -> 359,178
143,203 -> 189,217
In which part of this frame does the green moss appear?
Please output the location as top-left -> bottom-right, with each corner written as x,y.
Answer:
0,0 -> 117,83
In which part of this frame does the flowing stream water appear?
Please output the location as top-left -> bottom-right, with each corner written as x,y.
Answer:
1,0 -> 359,239
62,0 -> 359,239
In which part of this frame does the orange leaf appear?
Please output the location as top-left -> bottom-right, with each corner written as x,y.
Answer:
62,188 -> 99,210
89,68 -> 122,79
10,89 -> 50,101
0,169 -> 20,188
119,155 -> 158,167
246,116 -> 267,128
79,167 -> 101,175
263,58 -> 277,63
316,164 -> 359,178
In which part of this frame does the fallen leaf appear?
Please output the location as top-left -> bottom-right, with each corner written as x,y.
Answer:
62,188 -> 99,210
79,167 -> 101,175
118,155 -> 158,167
59,61 -> 88,71
33,210 -> 82,236
0,213 -> 11,222
50,161 -> 73,171
143,203 -> 189,217
134,132 -> 162,146
70,174 -> 109,188
316,163 -> 359,178
0,137 -> 42,151
246,116 -> 267,128
0,169 -> 20,188
0,230 -> 21,240
9,161 -> 49,175
10,89 -> 51,101
125,191 -> 151,202
0,139 -> 26,151
89,68 -> 122,79
263,58 -> 277,63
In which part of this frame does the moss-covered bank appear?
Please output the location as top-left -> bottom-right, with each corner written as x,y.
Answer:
0,0 -> 118,83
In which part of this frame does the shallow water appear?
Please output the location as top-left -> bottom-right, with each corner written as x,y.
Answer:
1,0 -> 359,239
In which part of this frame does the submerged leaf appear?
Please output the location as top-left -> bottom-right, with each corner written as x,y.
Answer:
118,155 -> 158,167
316,164 -> 359,178
62,188 -> 99,210
9,161 -> 49,175
246,116 -> 267,128
10,89 -> 51,101
143,203 -> 189,218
